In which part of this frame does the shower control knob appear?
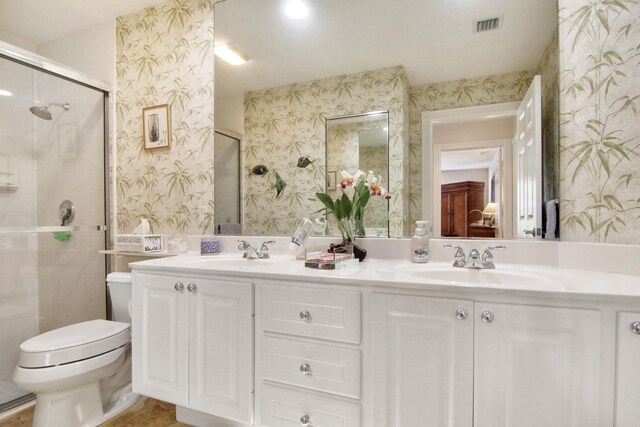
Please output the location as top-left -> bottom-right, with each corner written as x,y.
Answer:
187,283 -> 197,293
299,310 -> 311,321
174,282 -> 184,291
300,415 -> 310,426
481,311 -> 494,323
631,322 -> 640,335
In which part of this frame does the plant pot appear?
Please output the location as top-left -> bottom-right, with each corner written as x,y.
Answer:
328,240 -> 367,262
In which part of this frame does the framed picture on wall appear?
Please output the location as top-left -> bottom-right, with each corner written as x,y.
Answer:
142,104 -> 171,150
327,171 -> 337,190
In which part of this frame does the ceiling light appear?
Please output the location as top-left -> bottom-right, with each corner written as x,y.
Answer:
284,0 -> 309,19
0,89 -> 12,97
214,44 -> 249,65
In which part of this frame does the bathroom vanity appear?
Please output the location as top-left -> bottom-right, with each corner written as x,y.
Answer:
130,246 -> 640,427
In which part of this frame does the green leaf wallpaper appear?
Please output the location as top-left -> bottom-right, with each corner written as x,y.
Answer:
115,0 -> 215,235
242,66 -> 409,237
559,0 -> 640,243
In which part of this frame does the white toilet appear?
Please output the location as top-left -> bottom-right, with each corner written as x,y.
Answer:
13,272 -> 139,427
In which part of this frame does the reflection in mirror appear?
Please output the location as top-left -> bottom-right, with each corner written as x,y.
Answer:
214,130 -> 241,234
326,112 -> 389,237
213,0 -> 558,238
439,145 -> 508,239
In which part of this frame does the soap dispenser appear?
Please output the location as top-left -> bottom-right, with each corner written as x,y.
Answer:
411,220 -> 429,263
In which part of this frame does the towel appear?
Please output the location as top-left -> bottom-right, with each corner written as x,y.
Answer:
544,199 -> 558,239
217,223 -> 242,235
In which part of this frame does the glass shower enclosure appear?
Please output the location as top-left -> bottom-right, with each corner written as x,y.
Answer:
0,42 -> 109,412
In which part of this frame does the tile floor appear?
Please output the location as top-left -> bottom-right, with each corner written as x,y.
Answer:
0,396 -> 189,427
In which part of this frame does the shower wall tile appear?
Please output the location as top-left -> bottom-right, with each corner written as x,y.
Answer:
115,0 -> 215,235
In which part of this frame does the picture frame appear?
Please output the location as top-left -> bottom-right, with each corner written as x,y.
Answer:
142,104 -> 171,150
327,171 -> 337,190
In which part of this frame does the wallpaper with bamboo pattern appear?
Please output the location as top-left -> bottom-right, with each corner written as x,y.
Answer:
559,0 -> 640,243
243,66 -> 408,236
115,0 -> 215,235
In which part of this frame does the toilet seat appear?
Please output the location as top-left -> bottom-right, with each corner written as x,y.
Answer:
19,319 -> 130,368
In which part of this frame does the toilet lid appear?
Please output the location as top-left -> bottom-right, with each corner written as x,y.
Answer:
19,319 -> 130,368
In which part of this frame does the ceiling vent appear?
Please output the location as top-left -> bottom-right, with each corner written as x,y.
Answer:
474,16 -> 502,33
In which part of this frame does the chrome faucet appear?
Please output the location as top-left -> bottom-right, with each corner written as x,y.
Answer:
237,239 -> 275,259
443,244 -> 506,269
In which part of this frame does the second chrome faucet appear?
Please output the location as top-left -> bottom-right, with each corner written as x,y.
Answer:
443,244 -> 506,269
237,239 -> 276,259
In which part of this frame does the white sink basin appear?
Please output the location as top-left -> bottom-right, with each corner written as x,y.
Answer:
180,255 -> 284,270
413,268 -> 545,286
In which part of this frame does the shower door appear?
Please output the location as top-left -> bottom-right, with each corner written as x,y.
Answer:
0,47 -> 108,411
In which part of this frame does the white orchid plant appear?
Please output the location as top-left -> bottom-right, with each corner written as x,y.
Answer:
315,169 -> 390,241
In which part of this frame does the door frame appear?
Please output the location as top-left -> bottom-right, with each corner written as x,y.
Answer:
422,102 -> 519,237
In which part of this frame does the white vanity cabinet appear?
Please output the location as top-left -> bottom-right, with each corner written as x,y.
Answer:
372,295 -> 604,427
132,272 -> 254,424
371,295 -> 474,427
615,312 -> 640,426
474,302 -> 602,427
257,282 -> 362,427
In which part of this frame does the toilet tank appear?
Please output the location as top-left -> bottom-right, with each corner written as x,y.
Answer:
107,272 -> 132,323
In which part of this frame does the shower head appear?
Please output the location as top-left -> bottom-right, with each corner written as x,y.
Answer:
29,102 -> 70,120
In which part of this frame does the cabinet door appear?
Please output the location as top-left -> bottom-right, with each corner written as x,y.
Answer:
450,191 -> 468,237
441,193 -> 451,236
474,303 -> 601,427
615,312 -> 640,426
132,272 -> 188,405
188,278 -> 254,424
372,294 -> 473,427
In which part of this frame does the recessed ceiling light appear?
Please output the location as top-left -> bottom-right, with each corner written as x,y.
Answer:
284,0 -> 309,19
214,44 -> 249,65
0,89 -> 12,97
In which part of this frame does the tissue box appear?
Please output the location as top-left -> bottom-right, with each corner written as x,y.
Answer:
115,234 -> 163,253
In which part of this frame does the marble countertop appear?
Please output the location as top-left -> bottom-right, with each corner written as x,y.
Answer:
130,253 -> 640,301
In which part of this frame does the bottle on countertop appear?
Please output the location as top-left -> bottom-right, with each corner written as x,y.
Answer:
411,220 -> 429,263
289,217 -> 313,253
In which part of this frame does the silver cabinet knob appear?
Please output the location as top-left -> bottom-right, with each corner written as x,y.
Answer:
174,282 -> 184,291
299,310 -> 311,321
300,363 -> 311,374
481,311 -> 494,323
631,322 -> 640,335
456,308 -> 468,320
300,414 -> 310,426
187,283 -> 197,293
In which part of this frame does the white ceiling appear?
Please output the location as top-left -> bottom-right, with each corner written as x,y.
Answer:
215,0 -> 557,98
441,147 -> 500,171
0,0 -> 556,101
0,0 -> 161,45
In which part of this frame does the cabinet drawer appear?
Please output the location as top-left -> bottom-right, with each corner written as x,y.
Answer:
260,284 -> 361,344
261,384 -> 360,427
262,336 -> 361,398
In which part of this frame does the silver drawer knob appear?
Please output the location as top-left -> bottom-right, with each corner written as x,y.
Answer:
456,308 -> 468,320
299,310 -> 311,321
481,311 -> 494,323
300,414 -> 310,426
174,282 -> 184,291
300,363 -> 311,374
187,283 -> 197,292
631,322 -> 640,335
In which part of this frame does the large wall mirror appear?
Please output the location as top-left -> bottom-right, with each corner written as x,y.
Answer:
213,0 -> 558,239
326,112 -> 390,237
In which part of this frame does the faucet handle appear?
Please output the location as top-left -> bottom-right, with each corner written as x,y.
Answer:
443,244 -> 466,268
237,239 -> 249,250
481,245 -> 506,269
